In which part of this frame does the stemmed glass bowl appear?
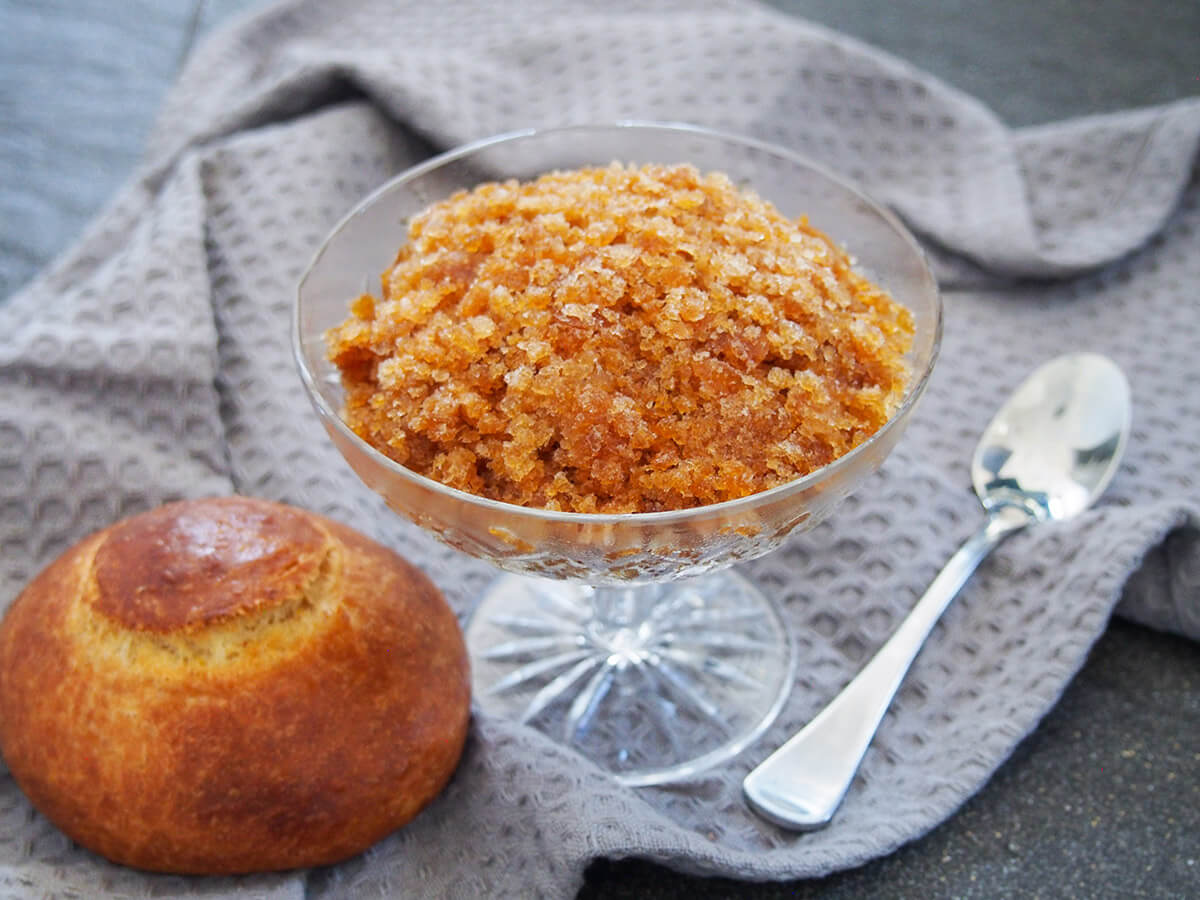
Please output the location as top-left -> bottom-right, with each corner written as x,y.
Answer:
294,123 -> 941,786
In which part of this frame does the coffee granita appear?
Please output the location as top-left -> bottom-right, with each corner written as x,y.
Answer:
327,163 -> 913,513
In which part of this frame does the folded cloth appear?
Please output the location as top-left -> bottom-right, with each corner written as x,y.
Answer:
1,0 -> 1198,896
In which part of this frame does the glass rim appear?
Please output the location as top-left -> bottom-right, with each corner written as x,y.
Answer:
292,120 -> 943,527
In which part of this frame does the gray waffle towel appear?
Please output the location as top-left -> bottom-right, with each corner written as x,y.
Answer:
1,1 -> 1198,896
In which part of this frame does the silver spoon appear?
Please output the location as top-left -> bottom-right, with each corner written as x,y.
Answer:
743,352 -> 1132,831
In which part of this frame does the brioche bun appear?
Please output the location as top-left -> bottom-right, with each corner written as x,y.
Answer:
0,496 -> 470,874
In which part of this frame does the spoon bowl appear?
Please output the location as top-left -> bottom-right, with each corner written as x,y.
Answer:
743,352 -> 1132,830
973,352 -> 1130,521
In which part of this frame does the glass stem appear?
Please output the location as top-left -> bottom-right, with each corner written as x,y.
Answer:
589,585 -> 649,628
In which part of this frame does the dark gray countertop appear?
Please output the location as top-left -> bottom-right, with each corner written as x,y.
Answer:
2,1 -> 1198,897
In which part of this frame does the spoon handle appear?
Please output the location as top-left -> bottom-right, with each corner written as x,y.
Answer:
743,505 -> 1031,831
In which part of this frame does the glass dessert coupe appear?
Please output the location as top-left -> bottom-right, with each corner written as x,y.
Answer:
294,123 -> 941,786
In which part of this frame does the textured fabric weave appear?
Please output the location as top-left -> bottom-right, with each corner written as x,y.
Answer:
1,1 -> 1198,896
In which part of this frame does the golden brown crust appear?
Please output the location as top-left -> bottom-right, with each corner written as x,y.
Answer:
91,497 -> 328,632
0,496 -> 470,874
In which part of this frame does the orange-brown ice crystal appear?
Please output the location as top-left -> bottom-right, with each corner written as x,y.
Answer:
327,163 -> 914,513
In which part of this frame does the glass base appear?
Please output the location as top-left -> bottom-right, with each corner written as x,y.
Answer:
466,569 -> 796,786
